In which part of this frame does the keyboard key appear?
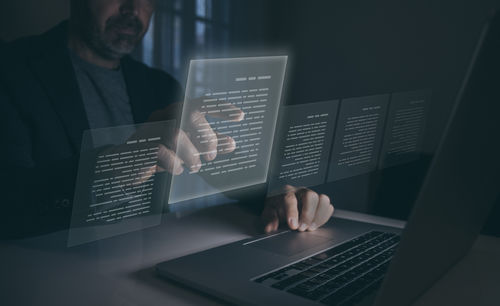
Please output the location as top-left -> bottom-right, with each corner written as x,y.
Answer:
290,262 -> 310,270
271,273 -> 308,290
304,278 -> 324,287
313,252 -> 330,261
303,257 -> 322,266
309,266 -> 327,273
325,267 -> 342,277
295,280 -> 318,290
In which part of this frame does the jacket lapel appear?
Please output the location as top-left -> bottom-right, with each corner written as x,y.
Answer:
29,22 -> 89,153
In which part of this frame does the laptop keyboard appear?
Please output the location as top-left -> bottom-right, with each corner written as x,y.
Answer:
253,231 -> 400,305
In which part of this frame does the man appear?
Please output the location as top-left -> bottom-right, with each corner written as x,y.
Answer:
0,0 -> 334,238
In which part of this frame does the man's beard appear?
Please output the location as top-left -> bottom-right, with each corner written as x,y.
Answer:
84,14 -> 146,60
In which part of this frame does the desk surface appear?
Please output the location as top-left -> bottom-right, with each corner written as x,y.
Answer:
1,204 -> 499,306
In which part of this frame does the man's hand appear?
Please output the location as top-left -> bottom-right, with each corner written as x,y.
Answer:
261,185 -> 334,233
125,99 -> 243,181
149,100 -> 244,175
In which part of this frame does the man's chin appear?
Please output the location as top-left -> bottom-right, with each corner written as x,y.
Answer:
98,41 -> 137,60
112,43 -> 136,56
84,29 -> 142,60
111,34 -> 142,53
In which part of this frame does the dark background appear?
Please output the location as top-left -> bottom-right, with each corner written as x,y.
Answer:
1,0 -> 498,233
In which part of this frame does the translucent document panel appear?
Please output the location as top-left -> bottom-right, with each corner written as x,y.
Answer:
68,121 -> 175,247
169,56 -> 287,204
379,90 -> 431,168
327,94 -> 389,182
268,100 -> 339,196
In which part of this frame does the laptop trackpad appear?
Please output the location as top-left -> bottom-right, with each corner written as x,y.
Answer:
250,231 -> 331,257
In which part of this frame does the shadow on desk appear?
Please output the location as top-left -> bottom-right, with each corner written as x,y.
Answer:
132,267 -> 231,306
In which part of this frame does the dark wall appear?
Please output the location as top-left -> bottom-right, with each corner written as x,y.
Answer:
0,0 -> 69,41
231,0 -> 273,48
266,0 -> 500,152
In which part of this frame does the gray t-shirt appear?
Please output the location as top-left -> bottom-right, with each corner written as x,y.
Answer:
70,51 -> 135,130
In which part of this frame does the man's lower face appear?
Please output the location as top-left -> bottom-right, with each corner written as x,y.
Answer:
91,14 -> 146,59
107,32 -> 140,54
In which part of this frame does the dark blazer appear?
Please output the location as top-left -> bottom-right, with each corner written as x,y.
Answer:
0,22 -> 182,238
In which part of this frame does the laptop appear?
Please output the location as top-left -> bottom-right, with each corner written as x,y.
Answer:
156,11 -> 500,306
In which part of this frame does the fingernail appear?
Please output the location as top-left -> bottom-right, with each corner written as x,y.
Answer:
189,164 -> 200,173
289,218 -> 298,228
205,152 -> 214,160
308,222 -> 317,231
175,166 -> 184,175
299,223 -> 308,231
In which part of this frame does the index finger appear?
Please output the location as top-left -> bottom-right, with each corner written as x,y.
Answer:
297,189 -> 319,231
282,190 -> 300,230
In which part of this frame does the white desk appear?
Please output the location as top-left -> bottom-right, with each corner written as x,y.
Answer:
1,204 -> 499,306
